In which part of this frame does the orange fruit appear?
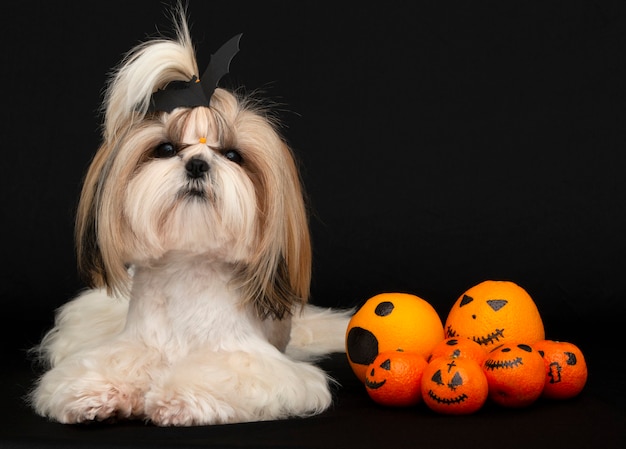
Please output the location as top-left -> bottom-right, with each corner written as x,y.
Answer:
421,356 -> 489,414
444,280 -> 545,349
364,350 -> 428,407
346,292 -> 444,383
533,339 -> 588,400
483,342 -> 545,407
428,337 -> 489,365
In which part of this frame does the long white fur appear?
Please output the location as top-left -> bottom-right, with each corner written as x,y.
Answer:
37,288 -> 351,369
32,279 -> 351,425
29,5 -> 353,426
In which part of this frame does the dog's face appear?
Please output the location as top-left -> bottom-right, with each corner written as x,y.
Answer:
74,29 -> 311,318
117,97 -> 262,264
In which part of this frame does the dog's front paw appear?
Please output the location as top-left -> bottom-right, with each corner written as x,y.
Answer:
66,387 -> 140,423
32,370 -> 144,424
145,391 -> 236,426
275,361 -> 334,418
144,350 -> 334,426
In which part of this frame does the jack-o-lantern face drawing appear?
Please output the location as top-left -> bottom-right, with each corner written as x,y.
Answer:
420,357 -> 488,414
365,357 -> 390,390
346,292 -> 444,383
483,343 -> 546,407
532,339 -> 588,400
444,280 -> 545,348
364,350 -> 428,407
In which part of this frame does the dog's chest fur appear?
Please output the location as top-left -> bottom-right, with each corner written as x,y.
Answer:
124,253 -> 264,356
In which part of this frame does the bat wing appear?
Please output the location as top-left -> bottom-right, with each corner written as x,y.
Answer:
200,33 -> 243,100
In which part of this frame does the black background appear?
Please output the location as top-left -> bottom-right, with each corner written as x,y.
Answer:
2,1 -> 625,448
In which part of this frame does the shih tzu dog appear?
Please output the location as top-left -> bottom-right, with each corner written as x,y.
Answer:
29,5 -> 352,426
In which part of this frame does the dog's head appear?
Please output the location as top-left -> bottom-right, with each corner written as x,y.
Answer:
75,8 -> 311,319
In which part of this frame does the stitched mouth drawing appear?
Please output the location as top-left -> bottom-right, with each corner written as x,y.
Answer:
472,328 -> 505,346
484,356 -> 523,370
446,325 -> 505,346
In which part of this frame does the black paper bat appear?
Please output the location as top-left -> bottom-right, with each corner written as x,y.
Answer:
149,33 -> 243,113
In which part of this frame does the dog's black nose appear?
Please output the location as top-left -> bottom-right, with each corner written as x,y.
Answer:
185,158 -> 209,178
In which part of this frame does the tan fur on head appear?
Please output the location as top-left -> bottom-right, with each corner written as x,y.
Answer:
74,6 -> 311,319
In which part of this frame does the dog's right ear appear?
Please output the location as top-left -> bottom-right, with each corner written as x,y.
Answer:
75,143 -> 107,290
74,141 -> 131,295
75,186 -> 105,289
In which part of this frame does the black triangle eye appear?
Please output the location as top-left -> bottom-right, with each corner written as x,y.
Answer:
380,359 -> 391,370
431,369 -> 444,385
487,299 -> 508,311
449,372 -> 463,389
460,295 -> 474,307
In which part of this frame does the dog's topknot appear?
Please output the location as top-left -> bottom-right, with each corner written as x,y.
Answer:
102,4 -> 198,142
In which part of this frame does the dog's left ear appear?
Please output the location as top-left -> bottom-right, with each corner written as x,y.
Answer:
233,123 -> 312,319
262,142 -> 312,319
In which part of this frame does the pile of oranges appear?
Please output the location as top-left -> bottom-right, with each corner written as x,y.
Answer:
346,281 -> 588,414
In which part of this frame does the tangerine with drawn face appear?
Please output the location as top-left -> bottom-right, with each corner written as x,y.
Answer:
444,280 -> 545,348
346,292 -> 444,383
421,356 -> 489,414
533,339 -> 588,400
364,350 -> 428,407
483,343 -> 546,407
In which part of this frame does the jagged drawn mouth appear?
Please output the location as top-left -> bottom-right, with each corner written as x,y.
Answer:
484,356 -> 523,370
427,390 -> 468,405
446,326 -> 505,346
364,379 -> 386,390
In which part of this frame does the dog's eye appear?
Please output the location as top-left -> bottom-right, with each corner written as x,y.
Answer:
153,142 -> 178,158
222,149 -> 243,165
